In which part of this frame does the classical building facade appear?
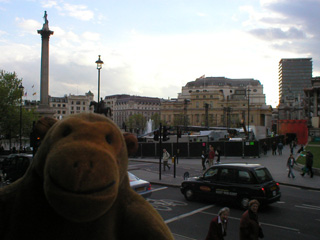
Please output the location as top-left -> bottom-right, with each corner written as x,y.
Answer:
161,77 -> 272,130
104,94 -> 161,129
304,77 -> 320,133
48,91 -> 94,119
278,58 -> 312,120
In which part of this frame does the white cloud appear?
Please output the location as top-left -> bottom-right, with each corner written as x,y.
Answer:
41,0 -> 59,9
62,3 -> 94,21
82,32 -> 100,41
15,17 -> 42,35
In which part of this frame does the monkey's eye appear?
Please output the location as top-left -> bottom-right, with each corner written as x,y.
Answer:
105,134 -> 113,144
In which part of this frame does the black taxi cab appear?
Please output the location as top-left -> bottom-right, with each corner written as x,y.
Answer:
1,153 -> 33,183
180,163 -> 281,208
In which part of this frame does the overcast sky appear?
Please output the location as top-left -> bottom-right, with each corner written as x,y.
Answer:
1,0 -> 319,108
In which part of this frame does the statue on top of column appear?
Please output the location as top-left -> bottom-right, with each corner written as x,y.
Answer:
42,11 -> 49,30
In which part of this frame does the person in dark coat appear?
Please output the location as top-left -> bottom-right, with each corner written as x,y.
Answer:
301,151 -> 314,178
205,207 -> 230,240
239,199 -> 264,240
216,146 -> 221,164
271,142 -> 277,155
262,142 -> 268,155
201,151 -> 207,170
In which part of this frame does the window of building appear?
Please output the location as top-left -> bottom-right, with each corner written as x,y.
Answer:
76,101 -> 81,105
196,114 -> 200,122
76,107 -> 80,111
58,104 -> 61,107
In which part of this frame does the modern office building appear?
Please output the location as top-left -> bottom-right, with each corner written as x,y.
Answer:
278,58 -> 312,120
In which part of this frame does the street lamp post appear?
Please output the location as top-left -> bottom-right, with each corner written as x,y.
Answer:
19,83 -> 24,151
247,87 -> 251,139
95,55 -> 104,113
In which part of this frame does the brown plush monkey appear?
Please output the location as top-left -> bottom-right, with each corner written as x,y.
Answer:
0,113 -> 173,240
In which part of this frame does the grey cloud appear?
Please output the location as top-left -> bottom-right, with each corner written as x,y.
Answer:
249,27 -> 305,41
264,0 -> 320,36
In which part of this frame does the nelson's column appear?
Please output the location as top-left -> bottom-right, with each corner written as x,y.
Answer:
36,11 -> 55,117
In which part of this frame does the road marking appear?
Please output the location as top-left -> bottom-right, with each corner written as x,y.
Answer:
202,212 -> 300,232
172,233 -> 197,240
295,204 -> 320,211
283,186 -> 301,190
148,199 -> 188,211
307,189 -> 320,193
151,186 -> 168,192
164,205 -> 214,224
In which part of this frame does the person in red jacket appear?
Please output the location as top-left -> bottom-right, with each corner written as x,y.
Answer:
239,199 -> 264,240
205,207 -> 230,240
208,145 -> 215,167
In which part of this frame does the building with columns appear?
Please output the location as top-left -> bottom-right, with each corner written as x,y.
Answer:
24,91 -> 94,120
104,94 -> 161,129
161,77 -> 272,130
304,77 -> 320,132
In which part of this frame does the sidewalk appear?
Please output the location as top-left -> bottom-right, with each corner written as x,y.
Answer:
129,145 -> 320,190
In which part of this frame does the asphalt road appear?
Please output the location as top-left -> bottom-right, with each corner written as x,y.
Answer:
147,184 -> 320,240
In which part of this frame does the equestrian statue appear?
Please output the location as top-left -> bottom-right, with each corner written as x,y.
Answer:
90,99 -> 112,117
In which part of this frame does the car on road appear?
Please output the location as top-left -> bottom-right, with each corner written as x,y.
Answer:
180,163 -> 281,208
128,172 -> 152,198
0,153 -> 33,183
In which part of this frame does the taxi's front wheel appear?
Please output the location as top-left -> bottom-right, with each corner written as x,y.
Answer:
184,189 -> 195,201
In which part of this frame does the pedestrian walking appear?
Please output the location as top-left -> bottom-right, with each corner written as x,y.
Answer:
262,142 -> 268,155
201,151 -> 207,170
205,207 -> 230,240
290,142 -> 294,154
297,145 -> 304,153
277,141 -> 283,155
271,142 -> 277,155
162,149 -> 171,171
301,151 -> 314,178
287,154 -> 296,178
216,146 -> 221,164
239,199 -> 264,240
208,145 -> 215,167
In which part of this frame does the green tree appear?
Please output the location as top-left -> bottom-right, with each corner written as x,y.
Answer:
151,113 -> 163,129
0,70 -> 38,149
125,114 -> 146,135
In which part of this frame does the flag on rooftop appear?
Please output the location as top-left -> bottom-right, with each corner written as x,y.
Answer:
199,74 -> 205,79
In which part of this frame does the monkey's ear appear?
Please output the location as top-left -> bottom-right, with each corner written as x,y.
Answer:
33,117 -> 58,140
123,133 -> 138,156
